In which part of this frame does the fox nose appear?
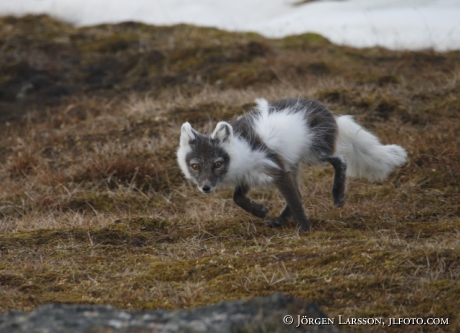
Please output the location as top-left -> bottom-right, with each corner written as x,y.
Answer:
202,185 -> 211,193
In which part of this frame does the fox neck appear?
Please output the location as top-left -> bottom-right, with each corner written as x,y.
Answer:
223,136 -> 280,187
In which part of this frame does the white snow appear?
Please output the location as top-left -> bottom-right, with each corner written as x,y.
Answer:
1,0 -> 459,51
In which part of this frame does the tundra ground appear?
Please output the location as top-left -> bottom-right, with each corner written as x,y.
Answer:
0,15 -> 459,332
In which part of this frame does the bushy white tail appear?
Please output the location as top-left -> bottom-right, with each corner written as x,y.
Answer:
335,115 -> 407,182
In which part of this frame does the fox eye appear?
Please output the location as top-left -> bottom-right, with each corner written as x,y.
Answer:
191,163 -> 200,170
214,162 -> 222,169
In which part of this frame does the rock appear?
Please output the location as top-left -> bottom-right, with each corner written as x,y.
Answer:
0,294 -> 341,332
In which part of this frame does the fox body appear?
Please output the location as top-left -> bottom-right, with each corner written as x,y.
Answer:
177,98 -> 407,231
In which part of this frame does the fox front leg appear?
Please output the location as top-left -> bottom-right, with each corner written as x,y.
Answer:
267,205 -> 292,228
233,185 -> 269,218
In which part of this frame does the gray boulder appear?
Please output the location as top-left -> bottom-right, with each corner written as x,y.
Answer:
0,294 -> 341,332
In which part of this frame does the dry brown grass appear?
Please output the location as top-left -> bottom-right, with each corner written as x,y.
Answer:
0,15 -> 459,332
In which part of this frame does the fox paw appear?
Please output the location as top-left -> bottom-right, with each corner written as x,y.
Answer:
266,217 -> 287,228
333,196 -> 345,208
251,203 -> 269,218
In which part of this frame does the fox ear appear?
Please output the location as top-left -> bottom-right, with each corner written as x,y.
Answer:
211,122 -> 233,145
180,122 -> 196,147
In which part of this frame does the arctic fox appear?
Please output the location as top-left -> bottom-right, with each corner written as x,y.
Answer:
177,98 -> 407,232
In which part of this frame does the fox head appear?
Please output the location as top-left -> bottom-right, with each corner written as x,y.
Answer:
177,121 -> 233,194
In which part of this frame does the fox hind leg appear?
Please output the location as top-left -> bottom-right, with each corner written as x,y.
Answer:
271,169 -> 310,232
267,167 -> 301,228
324,154 -> 347,207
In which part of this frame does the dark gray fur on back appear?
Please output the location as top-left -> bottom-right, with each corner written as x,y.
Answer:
269,98 -> 338,159
231,98 -> 338,161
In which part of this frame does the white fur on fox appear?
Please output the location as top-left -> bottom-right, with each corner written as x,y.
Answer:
335,115 -> 407,182
222,98 -> 314,186
222,131 -> 280,187
223,141 -> 278,186
252,98 -> 314,169
177,122 -> 194,180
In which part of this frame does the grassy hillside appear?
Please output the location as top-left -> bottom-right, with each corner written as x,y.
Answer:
0,15 -> 459,332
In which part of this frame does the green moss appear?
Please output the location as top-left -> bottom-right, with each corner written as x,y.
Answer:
0,15 -> 75,41
1,216 -> 459,327
280,33 -> 332,49
0,221 -> 168,250
76,32 -> 140,53
113,216 -> 169,232
219,63 -> 278,88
